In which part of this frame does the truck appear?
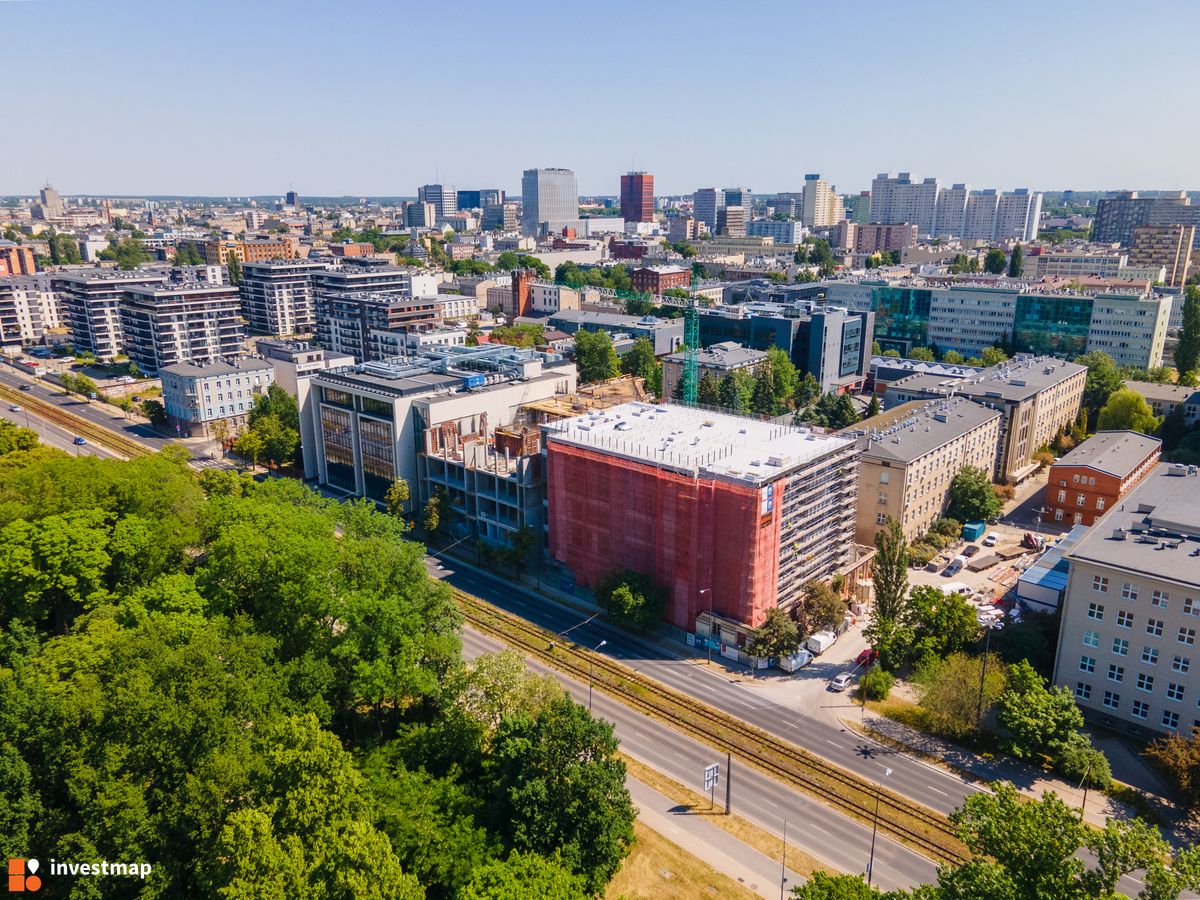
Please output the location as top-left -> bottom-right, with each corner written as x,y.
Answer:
806,631 -> 837,655
779,649 -> 814,672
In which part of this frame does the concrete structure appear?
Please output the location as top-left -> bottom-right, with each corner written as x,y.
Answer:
630,265 -> 690,295
204,237 -> 297,265
482,201 -> 519,232
313,262 -> 441,361
119,282 -> 245,375
870,173 -> 939,236
417,184 -> 457,223
668,216 -> 702,243
661,342 -> 766,402
55,269 -> 168,360
160,358 -> 275,438
0,276 -> 58,345
36,184 -> 64,219
1127,225 -> 1194,288
1018,524 -> 1087,612
544,402 -> 860,631
1046,431 -> 1161,528
0,241 -> 36,277
994,188 -> 1042,242
868,356 -> 983,394
844,397 -> 1002,545
1022,248 -> 1128,280
1121,380 -> 1200,427
1054,463 -> 1200,737
884,355 -> 1087,483
801,174 -> 844,229
546,309 -> 684,356
1084,293 -> 1171,370
1093,191 -> 1200,249
521,168 -> 578,236
843,191 -> 872,225
405,201 -> 435,229
457,189 -> 504,211
933,184 -> 969,238
747,219 -> 805,244
835,222 -> 918,254
962,190 -> 1000,241
239,259 -> 326,337
693,188 -> 724,232
716,204 -> 747,238
620,172 -> 654,224
255,338 -> 354,403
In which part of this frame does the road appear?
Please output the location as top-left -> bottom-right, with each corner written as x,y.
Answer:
461,626 -> 938,893
1,399 -> 125,460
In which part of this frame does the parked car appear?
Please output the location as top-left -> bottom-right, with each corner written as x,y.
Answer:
855,648 -> 878,668
73,436 -> 86,445
829,672 -> 855,692
963,545 -> 981,557
983,532 -> 1000,547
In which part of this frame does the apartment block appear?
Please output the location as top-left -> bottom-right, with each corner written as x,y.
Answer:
844,396 -> 1002,545
1085,293 -> 1171,370
0,240 -> 37,277
160,359 -> 274,437
240,259 -> 327,337
801,174 -> 844,228
55,270 -> 168,359
994,188 -> 1042,241
119,283 -> 245,375
661,342 -> 766,402
1093,191 -> 1200,249
1046,431 -> 1161,528
747,219 -> 804,244
544,402 -> 860,631
870,173 -> 939,236
835,222 -> 917,254
204,237 -> 297,265
1127,225 -> 1194,288
933,184 -> 969,238
0,276 -> 59,345
1054,463 -> 1200,737
669,216 -> 702,243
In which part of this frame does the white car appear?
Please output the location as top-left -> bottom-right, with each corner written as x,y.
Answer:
829,672 -> 855,692
983,532 -> 1000,547
8,405 -> 20,412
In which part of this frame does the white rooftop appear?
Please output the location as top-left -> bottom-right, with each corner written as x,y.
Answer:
544,401 -> 855,485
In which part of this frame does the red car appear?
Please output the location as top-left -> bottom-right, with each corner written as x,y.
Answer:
856,648 -> 878,668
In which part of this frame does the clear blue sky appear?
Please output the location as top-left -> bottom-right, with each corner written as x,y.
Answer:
3,0 -> 1197,198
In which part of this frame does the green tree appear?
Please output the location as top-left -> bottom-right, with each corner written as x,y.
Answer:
1007,243 -> 1024,277
458,851 -> 589,900
1145,726 -> 1200,812
792,871 -> 896,898
491,323 -> 545,348
385,478 -> 410,518
697,370 -> 720,406
620,336 -> 658,387
946,465 -> 1001,522
906,585 -> 980,666
466,315 -> 481,347
942,349 -> 964,364
916,652 -> 1007,739
983,248 -> 1007,274
800,580 -> 846,635
226,250 -> 243,285
867,517 -> 909,670
235,429 -> 265,470
865,395 -> 881,418
1097,387 -> 1161,434
980,346 -> 1009,367
908,346 -> 936,362
860,666 -> 894,701
1075,350 -> 1124,426
573,328 -> 619,384
140,398 -> 168,425
717,369 -> 753,415
747,607 -> 801,659
594,569 -> 666,631
1176,285 -> 1200,378
795,371 -> 821,408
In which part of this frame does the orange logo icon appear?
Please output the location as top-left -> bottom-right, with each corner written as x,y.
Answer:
7,859 -> 41,892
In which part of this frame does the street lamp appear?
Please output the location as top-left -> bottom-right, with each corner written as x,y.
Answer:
588,639 -> 608,711
976,620 -> 1002,728
866,767 -> 893,886
698,588 -> 712,664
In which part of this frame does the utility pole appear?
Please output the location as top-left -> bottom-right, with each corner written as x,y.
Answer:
976,623 -> 996,728
779,818 -> 788,900
866,767 -> 893,886
724,751 -> 731,815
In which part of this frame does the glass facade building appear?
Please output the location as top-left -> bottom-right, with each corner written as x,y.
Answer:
1012,295 -> 1092,358
871,287 -> 931,354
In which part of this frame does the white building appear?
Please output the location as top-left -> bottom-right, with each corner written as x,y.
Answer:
160,358 -> 275,437
994,189 -> 1042,242
521,168 -> 578,236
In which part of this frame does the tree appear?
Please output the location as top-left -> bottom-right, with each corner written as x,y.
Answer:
942,350 -> 964,364
795,372 -> 820,408
573,328 -> 619,384
235,429 -> 265,471
947,465 -> 1001,523
1097,387 -> 1160,434
491,324 -> 545,348
979,346 -> 1009,367
458,851 -> 588,900
717,369 -> 753,415
905,585 -> 980,666
1176,285 -> 1200,378
465,315 -> 481,347
620,336 -> 658,388
423,487 -> 445,536
140,399 -> 168,425
995,659 -> 1087,761
209,418 -> 230,454
867,517 -> 910,670
801,580 -> 846,635
594,569 -> 666,631
1075,350 -> 1124,426
1146,726 -> 1200,812
99,237 -> 152,269
865,395 -> 881,418
791,871 -> 894,898
915,653 -> 1006,739
764,345 -> 799,411
747,607 -> 801,659
983,248 -> 1007,274
908,346 -> 936,362
226,250 -> 243,285
1007,243 -> 1024,278
385,478 -> 410,518
697,370 -> 720,406
860,666 -> 894,701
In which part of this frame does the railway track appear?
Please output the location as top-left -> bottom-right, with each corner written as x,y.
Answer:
0,383 -> 153,458
455,587 -> 969,866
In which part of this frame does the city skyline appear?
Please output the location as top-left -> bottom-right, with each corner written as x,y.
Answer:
3,0 -> 1198,197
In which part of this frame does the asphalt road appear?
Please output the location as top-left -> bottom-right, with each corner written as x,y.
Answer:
460,626 -> 939,892
1,402 -> 124,460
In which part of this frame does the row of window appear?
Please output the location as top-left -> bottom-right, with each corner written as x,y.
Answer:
1080,657 -> 1190,698
1092,578 -> 1199,613
1076,683 -> 1189,730
1056,489 -> 1105,510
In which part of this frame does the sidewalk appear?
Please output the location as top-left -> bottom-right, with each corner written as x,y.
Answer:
628,777 -> 805,900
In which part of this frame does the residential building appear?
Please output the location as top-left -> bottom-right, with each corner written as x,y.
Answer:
35,184 -> 64,219
544,402 -> 860,631
620,172 -> 654,223
748,219 -> 804,244
962,190 -> 1000,241
630,265 -> 690,295
1127,225 -> 1194,288
1046,431 -> 1162,528
844,396 -> 1002,545
1093,191 -> 1200,248
661,342 -> 766,401
119,282 -> 245,376
255,338 -> 354,400
418,184 -> 458,223
204,237 -> 297,265
693,188 -> 724,232
546,309 -> 684,355
994,188 -> 1042,241
933,184 -> 969,238
0,241 -> 36,277
801,174 -> 844,228
884,355 -> 1087,483
1053,463 -> 1200,737
521,168 -> 578,236
55,269 -> 168,359
870,173 -> 939,236
0,276 -> 58,345
160,359 -> 275,438
843,192 -> 872,225
1120,380 -> 1200,428
668,216 -> 702,243
316,293 -> 443,362
835,222 -> 918,254
1085,293 -> 1170,370
239,259 -> 326,337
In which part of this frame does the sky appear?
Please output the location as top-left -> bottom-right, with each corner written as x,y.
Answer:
3,0 -> 1198,198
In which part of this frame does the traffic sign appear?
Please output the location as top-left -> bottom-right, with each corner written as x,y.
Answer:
703,762 -> 720,791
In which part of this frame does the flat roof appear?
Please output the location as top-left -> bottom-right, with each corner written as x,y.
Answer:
663,342 -> 766,367
161,358 -> 273,378
1051,430 -> 1161,478
548,309 -> 681,330
846,396 -> 1001,464
891,355 -> 1086,403
1122,380 -> 1200,406
544,401 -> 855,486
1066,463 -> 1200,590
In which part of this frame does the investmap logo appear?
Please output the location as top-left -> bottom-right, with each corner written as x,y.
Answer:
6,859 -> 41,893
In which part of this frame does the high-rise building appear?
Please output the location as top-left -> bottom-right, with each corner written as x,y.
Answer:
457,189 -> 504,210
962,190 -> 1000,241
36,183 -> 63,219
405,201 -> 435,229
1093,191 -> 1200,248
285,190 -> 301,208
693,188 -> 725,232
120,283 -> 246,376
933,184 -> 969,238
716,204 -> 747,237
747,219 -> 804,244
520,168 -> 578,236
417,184 -> 458,223
800,174 -> 844,228
620,172 -> 654,223
55,270 -> 168,360
239,259 -> 327,337
870,173 -> 938,236
723,187 -> 753,215
313,261 -> 441,361
843,192 -> 872,225
1127,225 -> 1195,288
482,201 -> 519,232
994,188 -> 1042,241
0,240 -> 37,277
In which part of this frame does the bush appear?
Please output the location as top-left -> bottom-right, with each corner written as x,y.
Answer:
860,665 -> 893,701
931,517 -> 961,538
1055,736 -> 1112,790
594,570 -> 667,631
908,543 -> 937,567
926,532 -> 952,550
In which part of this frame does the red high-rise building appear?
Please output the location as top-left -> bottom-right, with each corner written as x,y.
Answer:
620,172 -> 654,223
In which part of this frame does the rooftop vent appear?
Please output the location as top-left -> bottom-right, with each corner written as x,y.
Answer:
1111,528 -> 1127,541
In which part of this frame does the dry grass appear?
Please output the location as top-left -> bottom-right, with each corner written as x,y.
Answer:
621,754 -> 827,880
607,820 -> 760,900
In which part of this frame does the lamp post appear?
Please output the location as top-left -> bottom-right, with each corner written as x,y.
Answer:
976,621 -> 1000,729
588,639 -> 608,711
1078,755 -> 1094,820
866,767 -> 893,886
698,588 -> 712,664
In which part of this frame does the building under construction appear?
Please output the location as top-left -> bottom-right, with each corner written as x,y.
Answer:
545,402 -> 860,631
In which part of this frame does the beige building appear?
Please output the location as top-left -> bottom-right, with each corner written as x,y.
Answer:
1054,463 -> 1200,737
843,397 -> 1001,544
660,341 -> 766,402
1127,225 -> 1194,288
801,174 -> 845,228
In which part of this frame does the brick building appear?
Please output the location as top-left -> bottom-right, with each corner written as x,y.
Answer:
630,265 -> 690,295
1046,431 -> 1161,527
0,241 -> 36,276
620,172 -> 654,223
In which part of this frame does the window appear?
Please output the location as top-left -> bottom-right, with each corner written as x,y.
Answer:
1108,664 -> 1125,682
1135,673 -> 1155,693
879,471 -> 890,484
1077,493 -> 1087,507
1173,655 -> 1190,674
1080,656 -> 1096,674
1055,508 -> 1064,521
1103,690 -> 1120,710
877,492 -> 888,505
1122,582 -> 1139,602
1096,498 -> 1106,511
1073,474 -> 1080,484
1167,683 -> 1185,702
1152,590 -> 1170,610
1112,638 -> 1129,656
1058,489 -> 1067,502
1075,683 -> 1092,701
1083,630 -> 1100,648
875,512 -> 887,525
1185,597 -> 1200,617
1088,603 -> 1105,621
1143,646 -> 1160,665
1116,610 -> 1134,629
1163,710 -> 1180,730
1093,576 -> 1109,593
1181,627 -> 1197,646
1132,699 -> 1150,720
1147,619 -> 1164,637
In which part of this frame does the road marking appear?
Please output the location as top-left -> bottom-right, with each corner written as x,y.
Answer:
927,787 -> 948,797
826,740 -> 841,748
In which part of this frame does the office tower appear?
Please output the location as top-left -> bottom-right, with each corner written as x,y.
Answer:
933,184 -> 969,238
723,187 -> 753,215
405,201 -> 435,228
994,188 -> 1042,241
483,201 -> 519,231
1128,225 -> 1195,288
800,174 -> 844,228
285,190 -> 300,207
38,183 -> 64,218
716,205 -> 747,237
843,191 -> 871,225
417,184 -> 458,223
620,172 -> 655,223
520,168 -> 578,236
693,188 -> 725,232
457,189 -> 505,210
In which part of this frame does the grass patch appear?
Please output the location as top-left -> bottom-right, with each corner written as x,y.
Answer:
867,696 -> 940,734
607,820 -> 760,900
621,754 -> 827,880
